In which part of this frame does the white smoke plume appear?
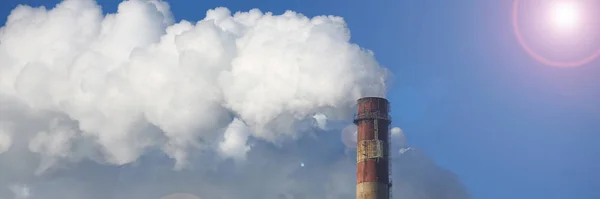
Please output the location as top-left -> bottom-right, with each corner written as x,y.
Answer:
391,127 -> 403,135
0,0 -> 388,172
218,118 -> 251,161
391,127 -> 407,148
0,1 -> 473,199
0,122 -> 12,154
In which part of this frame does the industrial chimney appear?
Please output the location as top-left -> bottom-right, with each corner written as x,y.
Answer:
354,97 -> 391,199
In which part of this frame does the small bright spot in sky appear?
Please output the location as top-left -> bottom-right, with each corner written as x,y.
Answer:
549,1 -> 582,31
300,163 -> 305,167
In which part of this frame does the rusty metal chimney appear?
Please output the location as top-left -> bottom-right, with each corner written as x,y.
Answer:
354,97 -> 391,199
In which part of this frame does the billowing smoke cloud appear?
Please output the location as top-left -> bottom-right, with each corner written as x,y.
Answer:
0,0 -> 387,171
218,118 -> 251,161
0,1 -> 471,199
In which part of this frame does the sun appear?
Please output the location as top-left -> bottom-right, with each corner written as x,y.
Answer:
513,0 -> 600,67
548,1 -> 582,31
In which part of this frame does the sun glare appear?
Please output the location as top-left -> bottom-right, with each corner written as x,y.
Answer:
514,0 -> 600,67
549,1 -> 582,31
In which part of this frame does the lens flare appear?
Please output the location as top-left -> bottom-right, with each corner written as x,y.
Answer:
513,0 -> 600,67
549,1 -> 581,31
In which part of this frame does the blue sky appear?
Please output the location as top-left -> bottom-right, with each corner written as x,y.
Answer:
1,0 -> 599,199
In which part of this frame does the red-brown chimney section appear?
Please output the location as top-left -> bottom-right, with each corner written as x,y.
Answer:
354,97 -> 391,199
